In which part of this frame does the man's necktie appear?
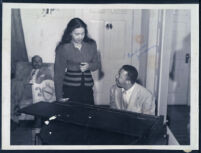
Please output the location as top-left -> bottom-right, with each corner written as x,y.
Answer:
29,69 -> 37,84
31,69 -> 36,77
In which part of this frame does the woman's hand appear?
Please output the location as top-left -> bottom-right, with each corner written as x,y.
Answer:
80,62 -> 89,72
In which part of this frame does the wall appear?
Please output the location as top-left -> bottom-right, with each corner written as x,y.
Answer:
21,9 -> 163,106
21,9 -> 77,62
131,10 -> 162,98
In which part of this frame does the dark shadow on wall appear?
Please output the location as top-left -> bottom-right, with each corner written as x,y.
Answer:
11,9 -> 29,78
97,50 -> 104,80
168,33 -> 191,106
138,10 -> 150,87
169,34 -> 191,81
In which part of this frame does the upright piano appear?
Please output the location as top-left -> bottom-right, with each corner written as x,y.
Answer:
19,101 -> 167,145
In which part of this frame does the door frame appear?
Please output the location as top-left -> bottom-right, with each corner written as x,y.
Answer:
157,10 -> 172,119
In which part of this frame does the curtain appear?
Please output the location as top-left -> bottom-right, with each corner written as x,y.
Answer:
11,9 -> 28,78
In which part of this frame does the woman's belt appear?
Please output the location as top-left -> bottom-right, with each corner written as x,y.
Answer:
63,70 -> 94,87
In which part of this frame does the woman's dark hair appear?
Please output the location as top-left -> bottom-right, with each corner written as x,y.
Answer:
122,65 -> 138,84
57,18 -> 95,48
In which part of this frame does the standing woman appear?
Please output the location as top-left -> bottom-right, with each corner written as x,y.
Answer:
54,18 -> 99,105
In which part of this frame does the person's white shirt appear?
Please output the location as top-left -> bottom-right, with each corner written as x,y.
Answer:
29,69 -> 39,84
122,84 -> 135,107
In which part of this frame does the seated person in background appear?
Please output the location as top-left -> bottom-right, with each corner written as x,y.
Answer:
11,55 -> 53,122
110,65 -> 155,115
29,55 -> 55,103
29,55 -> 52,84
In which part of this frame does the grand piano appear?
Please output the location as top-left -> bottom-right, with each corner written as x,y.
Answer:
19,101 -> 168,145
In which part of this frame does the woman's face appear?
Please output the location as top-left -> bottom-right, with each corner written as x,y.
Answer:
71,27 -> 85,44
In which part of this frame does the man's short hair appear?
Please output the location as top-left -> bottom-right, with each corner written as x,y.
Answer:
31,55 -> 42,63
121,65 -> 138,84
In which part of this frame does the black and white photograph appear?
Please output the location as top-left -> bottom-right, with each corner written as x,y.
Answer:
1,3 -> 199,150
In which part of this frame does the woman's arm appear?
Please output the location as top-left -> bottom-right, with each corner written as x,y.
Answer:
88,42 -> 99,71
54,45 -> 66,101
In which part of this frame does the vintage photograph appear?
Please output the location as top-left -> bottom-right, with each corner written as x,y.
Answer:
1,3 -> 199,150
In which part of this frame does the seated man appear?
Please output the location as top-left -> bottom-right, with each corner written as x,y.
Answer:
29,55 -> 53,84
11,55 -> 53,122
110,65 -> 155,115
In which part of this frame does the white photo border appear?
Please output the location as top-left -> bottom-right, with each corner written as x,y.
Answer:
2,3 -> 199,150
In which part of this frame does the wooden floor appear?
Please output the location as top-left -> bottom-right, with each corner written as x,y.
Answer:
167,105 -> 190,145
11,120 -> 35,145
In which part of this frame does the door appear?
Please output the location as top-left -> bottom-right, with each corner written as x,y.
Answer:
82,9 -> 133,105
168,10 -> 191,105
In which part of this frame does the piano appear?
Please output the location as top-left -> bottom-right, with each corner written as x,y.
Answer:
19,101 -> 167,145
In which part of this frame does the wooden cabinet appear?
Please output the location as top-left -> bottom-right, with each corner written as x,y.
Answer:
80,9 -> 133,105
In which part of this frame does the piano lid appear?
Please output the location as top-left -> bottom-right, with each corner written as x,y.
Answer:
19,101 -> 163,138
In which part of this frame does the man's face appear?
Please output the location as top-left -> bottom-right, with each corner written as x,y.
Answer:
115,68 -> 128,88
32,56 -> 42,69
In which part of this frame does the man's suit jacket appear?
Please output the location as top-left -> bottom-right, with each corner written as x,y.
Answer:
27,67 -> 53,84
110,83 -> 155,115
